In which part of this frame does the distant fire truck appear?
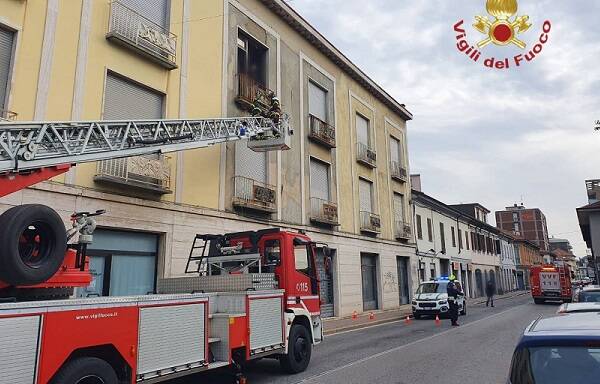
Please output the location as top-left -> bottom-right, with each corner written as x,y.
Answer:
531,262 -> 573,304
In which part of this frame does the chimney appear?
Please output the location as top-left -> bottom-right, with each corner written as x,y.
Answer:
410,174 -> 422,192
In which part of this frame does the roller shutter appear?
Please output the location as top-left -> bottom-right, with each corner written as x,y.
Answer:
310,158 -> 330,201
0,27 -> 14,110
308,81 -> 327,121
235,142 -> 267,183
119,0 -> 169,27
393,193 -> 404,222
104,72 -> 163,120
359,179 -> 373,213
356,114 -> 369,146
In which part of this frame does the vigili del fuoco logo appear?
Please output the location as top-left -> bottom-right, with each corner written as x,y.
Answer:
454,0 -> 551,69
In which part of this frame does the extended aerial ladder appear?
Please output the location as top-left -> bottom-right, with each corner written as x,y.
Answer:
0,107 -> 292,298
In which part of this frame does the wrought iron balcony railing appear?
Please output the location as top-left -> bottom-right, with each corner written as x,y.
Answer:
390,161 -> 407,182
357,142 -> 376,168
360,211 -> 381,234
235,73 -> 275,111
310,198 -> 339,225
0,109 -> 17,122
233,176 -> 277,213
94,155 -> 172,194
395,220 -> 412,240
106,1 -> 177,69
308,114 -> 336,148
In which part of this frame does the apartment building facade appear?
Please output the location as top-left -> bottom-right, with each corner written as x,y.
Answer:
0,0 -> 415,317
411,187 -> 511,298
496,204 -> 550,251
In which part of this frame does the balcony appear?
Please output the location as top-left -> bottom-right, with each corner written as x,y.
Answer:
357,142 -> 376,168
0,109 -> 17,122
94,155 -> 172,194
308,114 -> 336,148
233,176 -> 277,213
395,221 -> 412,240
390,161 -> 407,182
310,198 -> 339,226
359,211 -> 381,234
236,73 -> 275,113
106,1 -> 177,69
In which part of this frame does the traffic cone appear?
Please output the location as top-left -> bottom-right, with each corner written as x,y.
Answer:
369,312 -> 375,320
435,315 -> 441,326
352,310 -> 358,320
404,315 -> 412,325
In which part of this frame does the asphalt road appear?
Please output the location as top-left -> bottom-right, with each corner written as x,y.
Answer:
173,294 -> 559,384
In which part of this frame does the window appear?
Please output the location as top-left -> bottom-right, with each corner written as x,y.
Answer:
264,239 -> 281,266
0,26 -> 15,112
393,193 -> 404,223
416,214 -> 423,240
465,231 -> 470,250
458,229 -> 463,249
430,263 -> 436,280
120,0 -> 170,27
471,232 -> 476,251
359,178 -> 374,214
451,226 -> 456,248
427,218 -> 433,242
496,240 -> 502,255
440,222 -> 446,252
310,158 -> 330,201
104,72 -> 164,120
237,31 -> 267,87
390,136 -> 402,166
308,81 -> 327,122
356,113 -> 370,147
512,212 -> 519,221
295,244 -> 310,275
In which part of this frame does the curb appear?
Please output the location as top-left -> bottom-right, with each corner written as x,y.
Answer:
324,312 -> 413,335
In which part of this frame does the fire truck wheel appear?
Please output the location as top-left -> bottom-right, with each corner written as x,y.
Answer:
280,324 -> 312,374
52,357 -> 118,384
0,204 -> 67,286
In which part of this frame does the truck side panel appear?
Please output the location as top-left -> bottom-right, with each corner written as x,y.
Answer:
0,316 -> 41,384
248,295 -> 284,356
38,306 -> 139,383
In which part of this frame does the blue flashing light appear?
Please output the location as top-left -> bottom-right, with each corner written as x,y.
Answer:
438,276 -> 449,281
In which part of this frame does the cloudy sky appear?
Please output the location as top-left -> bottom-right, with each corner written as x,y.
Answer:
288,0 -> 600,256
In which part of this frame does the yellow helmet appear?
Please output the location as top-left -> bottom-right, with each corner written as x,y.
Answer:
449,274 -> 457,281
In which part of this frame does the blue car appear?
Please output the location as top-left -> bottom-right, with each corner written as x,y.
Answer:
508,312 -> 600,383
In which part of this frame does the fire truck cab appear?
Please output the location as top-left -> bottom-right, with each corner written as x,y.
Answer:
0,228 -> 325,383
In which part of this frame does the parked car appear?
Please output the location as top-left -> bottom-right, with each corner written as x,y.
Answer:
412,278 -> 466,319
574,285 -> 600,302
557,302 -> 600,314
508,312 -> 600,384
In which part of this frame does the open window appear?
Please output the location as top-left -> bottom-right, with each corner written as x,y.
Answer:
237,31 -> 268,87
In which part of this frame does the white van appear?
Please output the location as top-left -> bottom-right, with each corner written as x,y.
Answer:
412,278 -> 466,319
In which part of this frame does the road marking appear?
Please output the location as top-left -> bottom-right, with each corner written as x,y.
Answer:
296,304 -> 526,384
327,319 -> 405,337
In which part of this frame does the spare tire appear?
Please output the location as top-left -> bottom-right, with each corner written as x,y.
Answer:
0,204 -> 67,285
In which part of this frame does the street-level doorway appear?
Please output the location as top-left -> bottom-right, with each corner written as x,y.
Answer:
316,247 -> 335,318
361,253 -> 379,311
440,259 -> 450,277
396,256 -> 410,305
77,229 -> 158,297
475,269 -> 484,297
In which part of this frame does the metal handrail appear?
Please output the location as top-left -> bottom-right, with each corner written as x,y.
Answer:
310,197 -> 338,224
0,109 -> 17,121
360,211 -> 381,232
390,160 -> 407,181
357,142 -> 376,167
233,175 -> 277,212
308,114 -> 335,147
107,1 -> 177,65
395,220 -> 412,239
96,154 -> 171,191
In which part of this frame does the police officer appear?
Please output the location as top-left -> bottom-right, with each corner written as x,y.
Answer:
447,274 -> 463,326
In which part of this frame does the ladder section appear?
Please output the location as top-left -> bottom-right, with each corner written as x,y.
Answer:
0,115 -> 290,172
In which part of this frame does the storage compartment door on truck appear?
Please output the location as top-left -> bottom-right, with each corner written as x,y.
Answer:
540,271 -> 560,292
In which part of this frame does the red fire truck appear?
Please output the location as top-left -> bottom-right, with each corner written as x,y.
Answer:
0,107 -> 326,383
531,262 -> 573,304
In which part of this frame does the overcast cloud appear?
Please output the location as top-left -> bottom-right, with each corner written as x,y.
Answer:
288,0 -> 600,256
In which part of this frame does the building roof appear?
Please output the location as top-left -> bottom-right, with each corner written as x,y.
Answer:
549,238 -> 570,243
576,201 -> 600,248
450,203 -> 491,215
260,0 -> 413,121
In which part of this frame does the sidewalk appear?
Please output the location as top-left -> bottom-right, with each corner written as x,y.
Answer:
323,290 -> 530,335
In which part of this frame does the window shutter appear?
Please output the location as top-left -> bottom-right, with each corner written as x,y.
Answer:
0,27 -> 14,109
119,0 -> 170,27
356,114 -> 369,146
104,73 -> 164,120
393,193 -> 404,222
235,141 -> 267,183
310,159 -> 330,201
308,81 -> 327,121
359,179 -> 373,213
389,137 -> 400,164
